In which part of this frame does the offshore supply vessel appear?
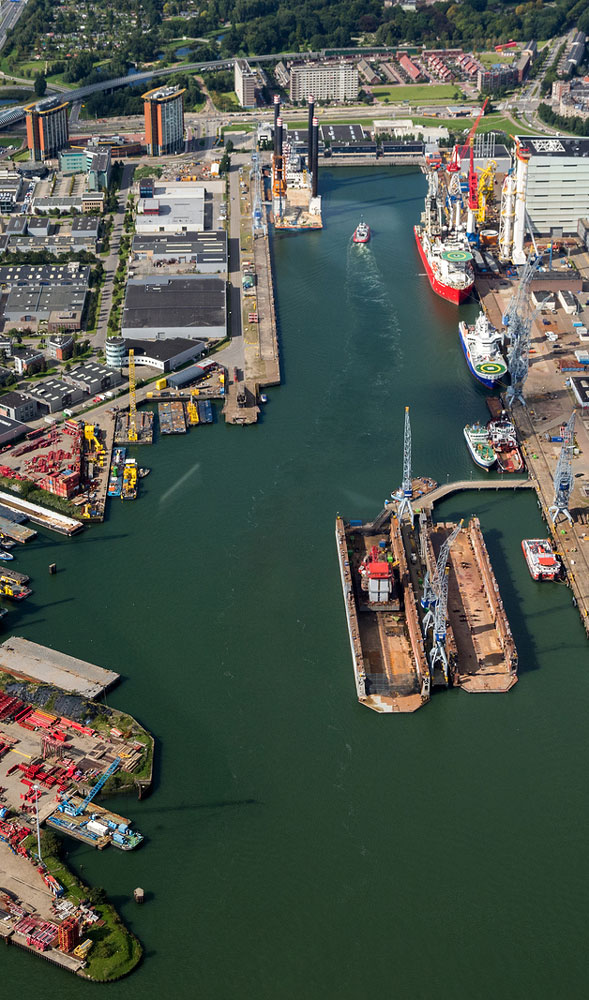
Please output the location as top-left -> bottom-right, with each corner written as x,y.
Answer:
335,512 -> 429,713
459,313 -> 507,388
352,219 -> 370,244
522,538 -> 561,581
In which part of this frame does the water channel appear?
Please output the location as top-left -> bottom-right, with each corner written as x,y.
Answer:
4,167 -> 588,999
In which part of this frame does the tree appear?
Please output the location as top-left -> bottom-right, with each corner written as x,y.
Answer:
34,73 -> 47,98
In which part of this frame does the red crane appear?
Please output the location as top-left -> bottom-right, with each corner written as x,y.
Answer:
446,98 -> 489,214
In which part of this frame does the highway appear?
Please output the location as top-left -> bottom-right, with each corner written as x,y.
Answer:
0,0 -> 28,54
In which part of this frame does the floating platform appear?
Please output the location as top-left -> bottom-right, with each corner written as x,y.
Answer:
0,492 -> 82,537
0,637 -> 120,699
0,515 -> 37,543
47,799 -> 142,851
427,518 -> 518,692
115,410 -> 153,445
158,401 -> 186,435
0,567 -> 29,585
336,514 -> 429,713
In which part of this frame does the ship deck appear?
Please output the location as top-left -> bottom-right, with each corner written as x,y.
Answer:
432,522 -> 517,692
349,532 -> 423,712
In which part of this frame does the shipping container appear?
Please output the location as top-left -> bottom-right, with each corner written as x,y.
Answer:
155,378 -> 167,391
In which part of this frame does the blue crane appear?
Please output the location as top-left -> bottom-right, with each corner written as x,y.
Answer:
423,522 -> 462,684
58,757 -> 121,818
548,412 -> 575,526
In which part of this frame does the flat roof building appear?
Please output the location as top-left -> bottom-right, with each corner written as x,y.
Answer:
235,59 -> 257,108
515,135 -> 589,236
131,230 -> 227,270
24,378 -> 85,414
122,337 -> 207,372
0,390 -> 39,423
25,98 -> 69,161
122,276 -> 226,341
64,361 -> 123,395
289,63 -> 358,103
143,86 -> 185,157
135,193 -> 205,233
0,413 -> 29,446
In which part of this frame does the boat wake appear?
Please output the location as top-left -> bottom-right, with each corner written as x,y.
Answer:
345,243 -> 402,354
159,462 -> 201,503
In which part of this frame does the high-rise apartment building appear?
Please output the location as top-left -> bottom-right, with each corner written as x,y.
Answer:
25,98 -> 69,161
234,59 -> 257,108
289,64 -> 358,103
143,87 -> 185,156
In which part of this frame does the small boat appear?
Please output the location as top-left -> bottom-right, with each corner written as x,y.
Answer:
0,550 -> 14,561
352,219 -> 370,244
464,424 -> 496,469
521,539 -> 561,580
138,468 -> 150,479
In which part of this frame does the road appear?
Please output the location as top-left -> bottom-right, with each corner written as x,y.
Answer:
0,0 -> 28,53
93,162 -> 134,348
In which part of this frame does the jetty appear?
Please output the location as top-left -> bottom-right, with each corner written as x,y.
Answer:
0,637 -> 120,698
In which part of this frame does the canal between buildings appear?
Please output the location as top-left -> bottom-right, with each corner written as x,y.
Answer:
5,167 -> 588,999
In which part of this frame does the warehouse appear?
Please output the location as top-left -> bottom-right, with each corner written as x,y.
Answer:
131,230 -> 227,271
121,276 -> 226,341
64,362 -> 123,395
0,391 -> 39,423
25,378 -> 86,414
135,191 -> 205,233
124,338 -> 206,372
0,413 -> 29,445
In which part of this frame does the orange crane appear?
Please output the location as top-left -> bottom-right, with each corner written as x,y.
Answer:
446,98 -> 489,239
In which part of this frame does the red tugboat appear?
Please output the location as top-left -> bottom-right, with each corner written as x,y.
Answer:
352,218 -> 370,244
521,539 -> 561,581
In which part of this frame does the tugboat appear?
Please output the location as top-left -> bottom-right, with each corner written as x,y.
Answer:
464,424 -> 496,469
521,539 -> 561,580
488,418 -> 524,473
0,549 -> 14,561
352,218 -> 370,244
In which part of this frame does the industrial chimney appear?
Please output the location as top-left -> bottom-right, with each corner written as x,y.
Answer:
307,95 -> 315,169
273,94 -> 281,150
311,117 -> 319,197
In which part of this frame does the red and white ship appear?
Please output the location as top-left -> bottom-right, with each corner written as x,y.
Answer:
352,219 -> 370,244
414,224 -> 474,303
487,418 -> 524,473
521,539 -> 561,581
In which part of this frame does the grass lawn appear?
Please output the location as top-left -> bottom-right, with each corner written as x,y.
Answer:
371,83 -> 464,103
478,51 -> 518,67
0,135 -> 19,147
223,122 -> 256,133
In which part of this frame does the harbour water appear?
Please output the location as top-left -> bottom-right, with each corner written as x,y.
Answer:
4,167 -> 588,998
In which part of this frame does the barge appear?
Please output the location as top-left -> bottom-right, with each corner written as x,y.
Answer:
158,401 -> 187,435
427,518 -> 517,692
336,513 -> 429,713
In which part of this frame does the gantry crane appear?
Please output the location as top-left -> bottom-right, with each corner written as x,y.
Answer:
548,412 -> 575,525
426,522 -> 462,684
505,254 -> 543,406
392,406 -> 414,524
128,347 -> 138,442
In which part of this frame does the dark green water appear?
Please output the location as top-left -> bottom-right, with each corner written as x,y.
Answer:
5,168 -> 588,999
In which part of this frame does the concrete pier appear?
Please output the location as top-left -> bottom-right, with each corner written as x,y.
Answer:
0,637 -> 120,697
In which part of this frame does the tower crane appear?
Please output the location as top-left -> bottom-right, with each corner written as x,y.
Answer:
128,347 -> 138,442
548,412 -> 575,525
392,406 -> 414,524
446,98 -> 488,235
427,522 -> 462,684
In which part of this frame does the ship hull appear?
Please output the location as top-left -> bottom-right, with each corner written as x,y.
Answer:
458,322 -> 505,388
521,540 -> 560,581
463,427 -> 495,469
353,231 -> 370,244
414,226 -> 473,304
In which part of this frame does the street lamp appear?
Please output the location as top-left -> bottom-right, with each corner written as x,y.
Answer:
34,784 -> 42,862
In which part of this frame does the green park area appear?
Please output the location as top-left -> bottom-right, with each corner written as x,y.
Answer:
371,83 -> 465,104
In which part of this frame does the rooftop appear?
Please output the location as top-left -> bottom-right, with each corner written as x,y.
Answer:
123,277 -> 225,331
127,337 -> 207,361
0,391 -> 33,408
516,135 -> 589,157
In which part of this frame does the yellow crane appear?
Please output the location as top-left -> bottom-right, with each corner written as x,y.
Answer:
476,160 -> 497,224
128,348 -> 138,442
186,388 -> 199,426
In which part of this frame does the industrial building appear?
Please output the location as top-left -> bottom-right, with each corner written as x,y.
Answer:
123,338 -> 207,371
71,215 -> 101,243
320,124 -> 376,155
289,63 -> 358,103
121,276 -> 226,341
143,86 -> 185,156
234,59 -> 258,108
0,172 -> 23,211
0,414 -> 29,446
565,30 -> 586,76
131,230 -> 227,270
24,98 -> 69,161
0,391 -> 39,423
514,135 -> 589,239
0,263 -> 90,333
64,362 -> 123,395
135,191 -> 205,233
24,378 -> 85,414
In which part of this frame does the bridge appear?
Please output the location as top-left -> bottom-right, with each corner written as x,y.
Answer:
369,478 -> 535,530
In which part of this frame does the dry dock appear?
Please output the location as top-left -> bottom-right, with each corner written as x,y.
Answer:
430,518 -> 518,692
336,514 -> 429,713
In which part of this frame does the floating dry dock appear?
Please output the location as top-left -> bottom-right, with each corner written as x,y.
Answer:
427,517 -> 518,692
0,491 -> 82,536
336,513 -> 429,713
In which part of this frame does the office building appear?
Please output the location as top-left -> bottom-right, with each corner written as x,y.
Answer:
143,87 -> 185,156
289,63 -> 358,103
25,98 -> 69,161
514,135 -> 589,237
